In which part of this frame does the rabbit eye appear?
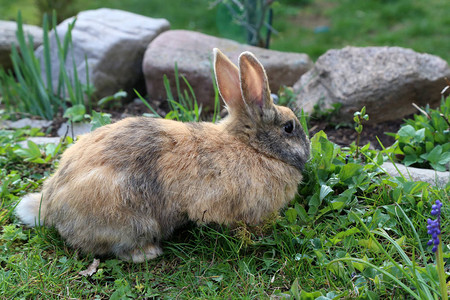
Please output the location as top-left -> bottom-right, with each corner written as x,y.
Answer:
283,121 -> 294,134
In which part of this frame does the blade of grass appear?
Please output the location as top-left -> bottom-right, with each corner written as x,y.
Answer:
134,89 -> 161,118
326,257 -> 421,299
42,14 -> 53,96
372,228 -> 435,298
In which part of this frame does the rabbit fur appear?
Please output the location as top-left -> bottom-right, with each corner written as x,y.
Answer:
15,49 -> 310,263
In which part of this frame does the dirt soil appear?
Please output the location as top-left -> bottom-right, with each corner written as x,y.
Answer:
35,99 -> 404,149
308,117 -> 404,149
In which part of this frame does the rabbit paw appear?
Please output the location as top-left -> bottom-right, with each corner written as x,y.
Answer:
119,244 -> 163,263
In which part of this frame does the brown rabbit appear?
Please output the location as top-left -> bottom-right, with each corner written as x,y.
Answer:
15,49 -> 310,262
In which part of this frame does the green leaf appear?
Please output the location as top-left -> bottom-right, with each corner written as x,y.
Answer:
397,125 -> 415,139
90,111 -> 112,131
376,152 -> 384,165
310,131 -> 339,170
413,128 -> 425,142
290,278 -> 300,299
294,203 -> 311,223
358,238 -> 382,253
438,151 -> 450,165
98,90 -> 127,106
395,236 -> 406,247
308,194 -> 320,215
14,140 -> 42,162
27,140 -> 42,157
45,142 -> 59,156
420,145 -> 442,163
403,145 -> 416,155
285,208 -> 297,224
330,201 -> 345,210
330,227 -> 360,245
339,163 -> 362,182
403,154 -> 419,166
64,104 -> 86,122
351,260 -> 366,272
430,162 -> 447,172
299,290 -> 323,300
319,185 -> 333,201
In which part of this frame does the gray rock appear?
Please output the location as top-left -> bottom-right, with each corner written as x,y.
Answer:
18,137 -> 61,148
0,20 -> 43,70
294,46 -> 450,123
35,8 -> 170,101
382,162 -> 449,188
143,30 -> 313,109
3,118 -> 52,129
57,122 -> 92,138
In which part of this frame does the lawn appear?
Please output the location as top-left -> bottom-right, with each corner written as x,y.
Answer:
1,105 -> 449,298
0,0 -> 449,299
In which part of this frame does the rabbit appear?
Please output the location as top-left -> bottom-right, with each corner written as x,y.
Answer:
15,48 -> 310,263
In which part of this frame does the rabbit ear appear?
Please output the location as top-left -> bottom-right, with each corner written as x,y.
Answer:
239,52 -> 273,111
214,48 -> 243,114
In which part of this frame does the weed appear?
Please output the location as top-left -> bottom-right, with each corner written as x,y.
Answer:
388,94 -> 450,171
136,63 -> 221,123
0,12 -> 90,121
353,106 -> 369,157
163,62 -> 203,122
311,98 -> 343,124
211,0 -> 275,48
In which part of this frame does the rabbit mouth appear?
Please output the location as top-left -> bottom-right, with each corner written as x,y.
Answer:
286,143 -> 311,172
290,155 -> 309,172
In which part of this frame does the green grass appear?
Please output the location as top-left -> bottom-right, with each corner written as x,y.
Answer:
0,0 -> 449,62
1,119 -> 448,298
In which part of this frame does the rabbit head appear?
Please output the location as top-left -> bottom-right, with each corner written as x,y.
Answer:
214,48 -> 310,172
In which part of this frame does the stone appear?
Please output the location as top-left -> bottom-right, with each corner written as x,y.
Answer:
0,20 -> 43,70
57,122 -> 92,138
34,8 -> 170,101
2,118 -> 52,129
382,162 -> 449,188
294,46 -> 450,123
18,137 -> 61,148
143,30 -> 313,109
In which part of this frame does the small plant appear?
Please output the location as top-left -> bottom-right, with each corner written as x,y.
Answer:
277,85 -> 296,107
427,199 -> 448,300
0,12 -> 90,121
14,139 -> 62,164
388,92 -> 450,171
310,98 -> 343,123
97,90 -> 127,108
136,63 -> 221,123
295,130 -> 382,218
35,0 -> 76,25
326,206 -> 442,300
211,0 -> 276,48
89,111 -> 112,131
353,106 -> 369,157
163,62 -> 203,122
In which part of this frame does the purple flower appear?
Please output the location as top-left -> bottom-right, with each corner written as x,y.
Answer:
427,200 -> 442,253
